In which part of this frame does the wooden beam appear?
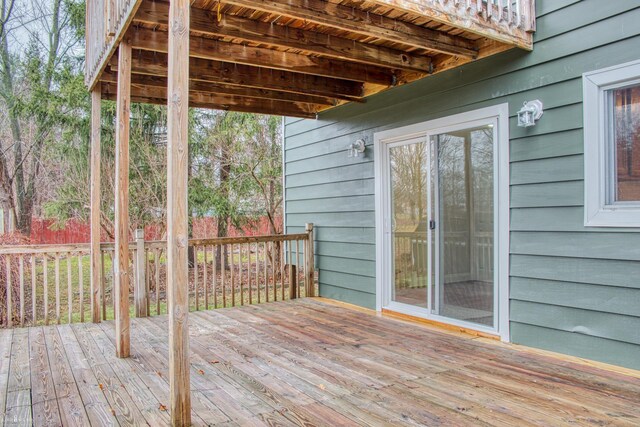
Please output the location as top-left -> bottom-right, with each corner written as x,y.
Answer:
110,50 -> 365,100
368,0 -> 533,49
128,26 -> 397,86
114,40 -> 131,359
100,71 -> 338,106
166,0 -> 191,424
89,84 -> 102,324
222,0 -> 478,58
134,0 -> 434,72
101,82 -> 319,118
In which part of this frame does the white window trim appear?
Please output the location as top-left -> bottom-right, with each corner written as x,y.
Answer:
583,59 -> 640,227
373,104 -> 510,342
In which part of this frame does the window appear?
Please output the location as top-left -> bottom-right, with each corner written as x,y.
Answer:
583,60 -> 640,227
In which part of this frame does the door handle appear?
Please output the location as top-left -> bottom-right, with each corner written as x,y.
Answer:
429,220 -> 436,230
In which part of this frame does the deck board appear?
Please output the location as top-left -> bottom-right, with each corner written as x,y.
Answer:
2,298 -> 640,426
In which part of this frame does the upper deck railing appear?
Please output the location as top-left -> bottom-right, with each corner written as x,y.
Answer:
85,0 -> 141,88
84,0 -> 535,90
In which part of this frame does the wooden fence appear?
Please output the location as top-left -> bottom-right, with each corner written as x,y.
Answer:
0,225 -> 315,328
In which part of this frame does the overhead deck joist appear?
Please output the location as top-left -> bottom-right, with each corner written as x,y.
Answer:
90,0 -> 535,116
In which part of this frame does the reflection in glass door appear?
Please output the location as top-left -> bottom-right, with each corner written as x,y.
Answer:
387,124 -> 496,328
435,125 -> 494,327
389,138 -> 429,308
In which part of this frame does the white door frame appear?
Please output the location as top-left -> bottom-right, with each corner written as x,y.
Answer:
374,104 -> 510,342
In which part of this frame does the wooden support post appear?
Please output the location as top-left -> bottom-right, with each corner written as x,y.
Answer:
114,40 -> 132,358
90,84 -> 102,324
305,223 -> 315,297
5,256 -> 12,328
166,0 -> 191,424
134,229 -> 148,317
289,264 -> 297,300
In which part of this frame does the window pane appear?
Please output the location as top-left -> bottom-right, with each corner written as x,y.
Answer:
612,84 -> 640,202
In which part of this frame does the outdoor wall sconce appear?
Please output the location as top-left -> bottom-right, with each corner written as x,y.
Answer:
517,100 -> 544,127
348,139 -> 366,158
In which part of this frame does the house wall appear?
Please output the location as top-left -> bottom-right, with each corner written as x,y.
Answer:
283,0 -> 640,370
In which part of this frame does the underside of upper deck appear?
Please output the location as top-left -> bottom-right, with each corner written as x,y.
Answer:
85,0 -> 536,118
2,298 -> 639,426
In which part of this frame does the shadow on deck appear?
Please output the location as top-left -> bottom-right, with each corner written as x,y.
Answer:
1,298 -> 639,426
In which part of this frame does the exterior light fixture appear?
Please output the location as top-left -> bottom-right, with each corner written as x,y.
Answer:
517,100 -> 544,127
348,139 -> 366,158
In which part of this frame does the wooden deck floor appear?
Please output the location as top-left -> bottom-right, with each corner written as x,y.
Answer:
1,298 -> 639,426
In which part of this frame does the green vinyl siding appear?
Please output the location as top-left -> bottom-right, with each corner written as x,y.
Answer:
284,0 -> 640,369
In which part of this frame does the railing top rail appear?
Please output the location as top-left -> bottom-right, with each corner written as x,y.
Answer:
0,232 -> 309,255
0,243 -> 91,255
187,233 -> 309,246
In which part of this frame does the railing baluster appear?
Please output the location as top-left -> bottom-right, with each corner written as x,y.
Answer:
5,256 -> 12,328
247,243 -> 252,305
43,256 -> 48,324
55,254 -> 61,324
203,245 -> 209,310
19,255 -> 24,326
194,245 -> 199,311
145,248 -> 150,315
302,238 -> 307,298
296,240 -> 301,299
222,244 -> 227,308
67,256 -> 73,323
231,243 -> 236,307
280,242 -> 285,302
255,243 -> 260,305
101,250 -> 106,320
31,255 -> 36,325
264,242 -> 269,303
238,244 -> 245,305
212,245 -> 217,309
79,254 -> 84,323
271,242 -> 276,302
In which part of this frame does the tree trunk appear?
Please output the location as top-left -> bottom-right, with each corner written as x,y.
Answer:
215,161 -> 231,271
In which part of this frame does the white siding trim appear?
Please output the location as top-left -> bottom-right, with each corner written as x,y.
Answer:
583,59 -> 640,227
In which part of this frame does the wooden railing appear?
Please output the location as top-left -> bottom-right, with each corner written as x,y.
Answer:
376,0 -> 536,48
85,0 -> 141,87
0,225 -> 316,328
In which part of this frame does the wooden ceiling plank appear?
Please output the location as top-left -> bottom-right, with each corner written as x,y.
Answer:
221,0 -> 478,58
101,82 -> 318,118
110,50 -> 365,101
127,26 -> 397,85
134,0 -> 433,72
100,71 -> 338,105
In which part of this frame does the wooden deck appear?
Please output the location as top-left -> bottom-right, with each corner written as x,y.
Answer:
1,298 -> 639,426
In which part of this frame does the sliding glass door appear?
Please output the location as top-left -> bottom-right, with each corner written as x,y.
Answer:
385,121 -> 497,329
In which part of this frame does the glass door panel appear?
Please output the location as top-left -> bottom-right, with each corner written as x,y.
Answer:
435,125 -> 494,326
389,139 -> 428,308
